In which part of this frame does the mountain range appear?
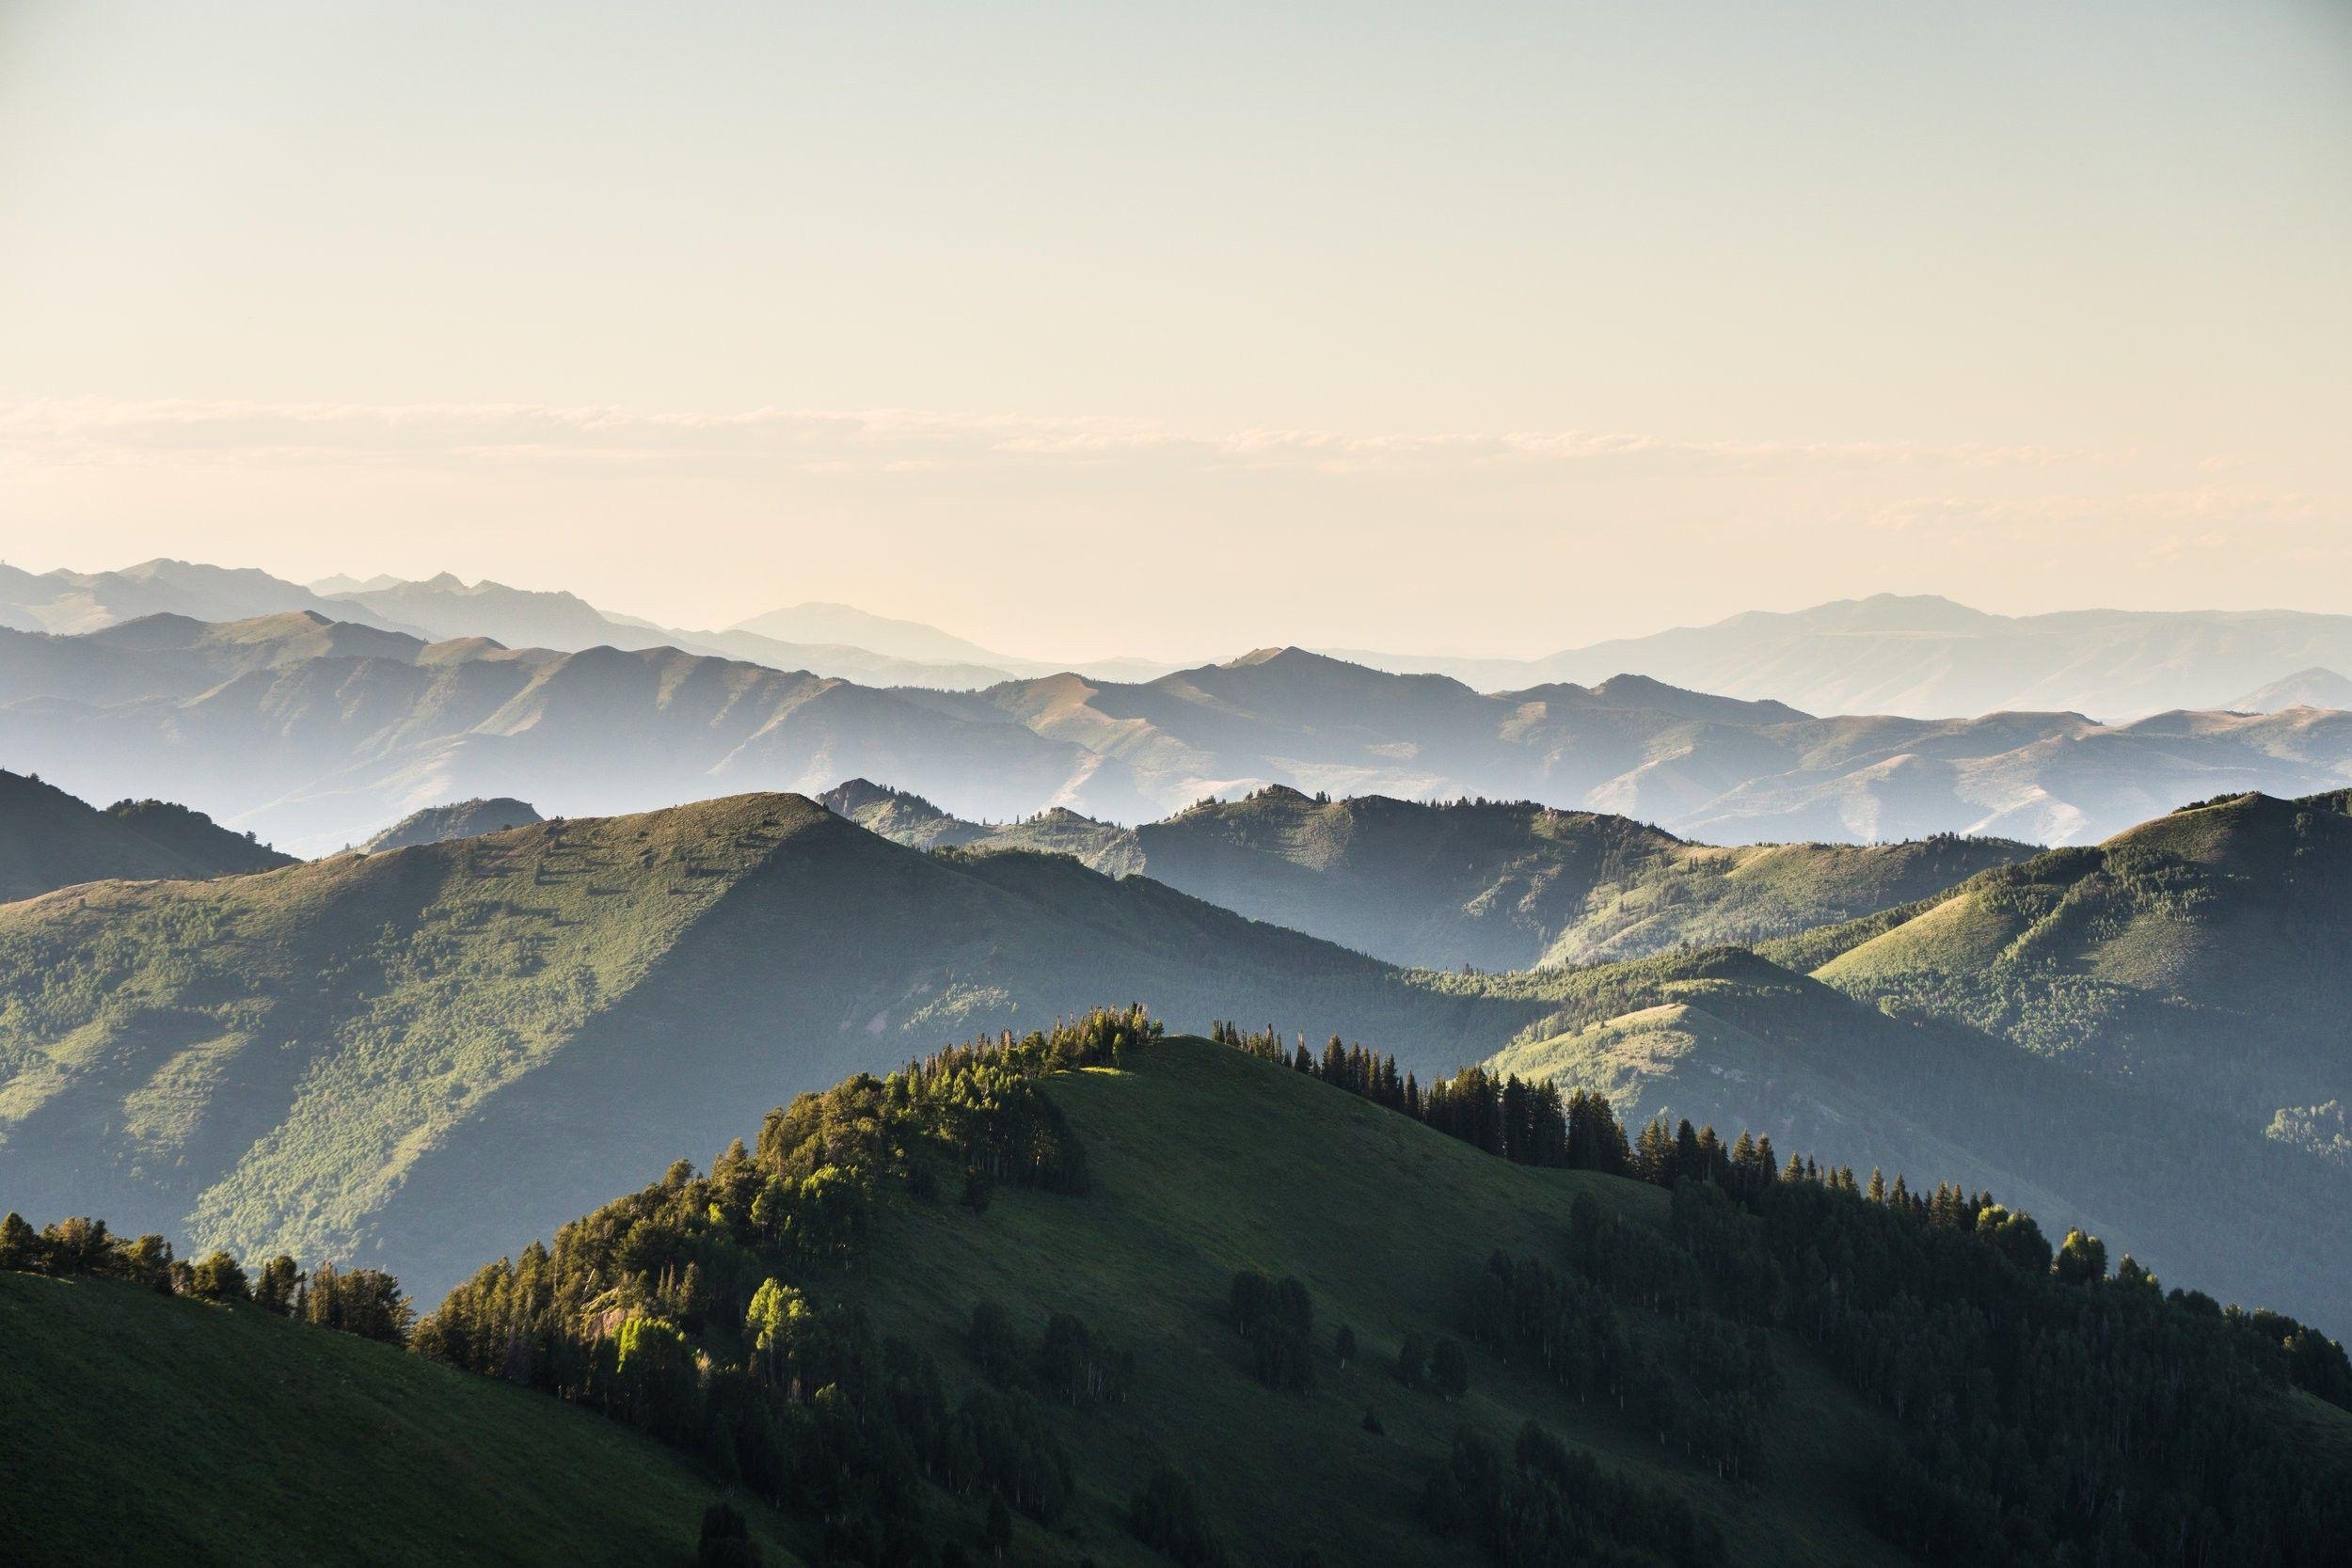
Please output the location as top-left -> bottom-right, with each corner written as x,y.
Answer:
8,608 -> 2352,855
19,560 -> 2352,721
1333,594 -> 2352,720
819,778 -> 2035,971
0,791 -> 1538,1295
8,768 -> 2352,1337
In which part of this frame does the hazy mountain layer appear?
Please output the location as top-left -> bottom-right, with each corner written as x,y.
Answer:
0,793 -> 1540,1293
2232,666 -> 2352,713
8,611 -> 2352,855
1336,594 -> 2352,721
0,558 -> 424,639
825,779 -> 2033,970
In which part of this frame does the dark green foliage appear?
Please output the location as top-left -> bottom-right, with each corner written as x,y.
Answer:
1035,1311 -> 1132,1408
1127,1466 -> 1227,1568
1427,1423 -> 1725,1568
185,1251 -> 250,1303
697,1502 -> 762,1567
1430,1337 -> 1469,1402
1333,1323 -> 1356,1367
302,1262 -> 414,1344
968,1300 -> 1022,1386
1228,1270 -> 1314,1393
411,1008 -> 1154,1559
981,1490 -> 1012,1555
1394,1330 -> 1428,1388
1215,1022 -> 1630,1178
253,1255 -> 302,1314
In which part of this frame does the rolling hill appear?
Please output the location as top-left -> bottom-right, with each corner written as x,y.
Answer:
1477,788 -> 2352,1332
825,780 -> 2034,971
8,610 -> 2352,854
0,794 -> 1542,1297
0,1271 -> 795,1566
0,769 -> 294,903
395,1026 -> 2352,1566
2231,666 -> 2352,713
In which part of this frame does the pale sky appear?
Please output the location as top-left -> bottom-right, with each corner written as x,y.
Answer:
2,1 -> 2347,661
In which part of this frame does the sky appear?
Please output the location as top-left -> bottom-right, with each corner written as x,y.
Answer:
2,1 -> 2347,662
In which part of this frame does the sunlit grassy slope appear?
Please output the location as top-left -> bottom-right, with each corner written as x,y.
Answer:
832,1037 -> 1905,1567
0,1271 -> 796,1567
1472,790 -> 2352,1332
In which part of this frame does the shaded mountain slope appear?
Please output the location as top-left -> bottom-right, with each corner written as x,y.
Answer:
0,1272 -> 795,1566
0,768 -> 294,903
0,794 -> 1542,1294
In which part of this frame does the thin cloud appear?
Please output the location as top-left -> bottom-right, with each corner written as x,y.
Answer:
0,397 -> 2108,480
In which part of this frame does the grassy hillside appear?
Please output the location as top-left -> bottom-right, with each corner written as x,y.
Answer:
406,1023 -> 2352,1566
825,780 -> 2033,971
829,1037 -> 1900,1567
0,1271 -> 793,1566
0,768 -> 294,902
0,793 -> 1542,1295
1815,789 -> 2352,1122
1469,928 -> 2352,1332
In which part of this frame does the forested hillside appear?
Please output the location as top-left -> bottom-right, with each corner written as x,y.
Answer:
0,794 -> 1540,1295
389,1016 -> 2351,1566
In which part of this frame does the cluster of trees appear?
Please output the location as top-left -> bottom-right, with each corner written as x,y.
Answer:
1210,1023 -> 1649,1178
409,1007 -> 1160,1565
1422,1422 -> 1724,1568
966,1299 -> 1133,1409
1468,1242 -> 1777,1480
0,1212 -> 410,1344
1228,1270 -> 1315,1393
1127,1466 -> 1228,1568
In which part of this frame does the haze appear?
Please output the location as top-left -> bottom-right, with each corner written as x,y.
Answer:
3,0 -> 2347,662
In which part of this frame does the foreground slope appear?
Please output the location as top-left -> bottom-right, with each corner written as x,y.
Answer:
0,1272 -> 792,1566
417,1024 -> 2352,1567
830,1038 -> 1899,1567
0,794 -> 1540,1293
